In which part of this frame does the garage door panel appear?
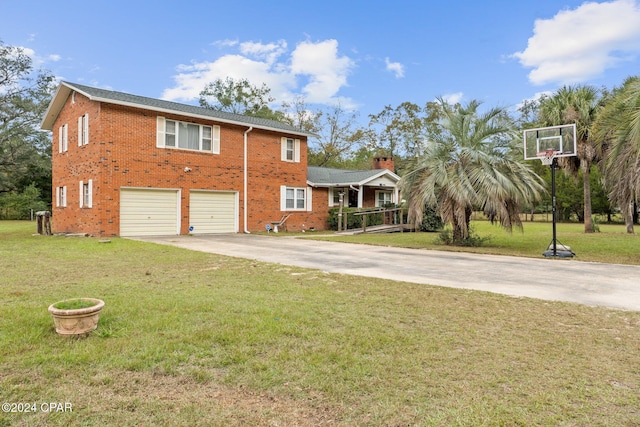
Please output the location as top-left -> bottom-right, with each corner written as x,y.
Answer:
189,191 -> 237,234
120,189 -> 179,237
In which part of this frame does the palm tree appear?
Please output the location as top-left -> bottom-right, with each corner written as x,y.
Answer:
538,85 -> 601,232
401,99 -> 545,245
594,76 -> 640,233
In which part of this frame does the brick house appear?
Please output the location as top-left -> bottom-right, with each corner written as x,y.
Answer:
41,82 -> 399,237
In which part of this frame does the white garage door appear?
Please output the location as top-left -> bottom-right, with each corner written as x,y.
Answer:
189,191 -> 237,234
120,188 -> 180,237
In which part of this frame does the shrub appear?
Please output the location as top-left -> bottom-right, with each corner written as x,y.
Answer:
0,184 -> 48,220
437,226 -> 491,246
420,207 -> 443,232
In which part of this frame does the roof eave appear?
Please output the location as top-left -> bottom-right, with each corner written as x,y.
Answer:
41,82 -> 315,137
308,181 -> 363,188
40,83 -> 72,130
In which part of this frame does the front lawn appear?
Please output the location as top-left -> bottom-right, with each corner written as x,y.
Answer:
1,221 -> 639,426
310,220 -> 640,265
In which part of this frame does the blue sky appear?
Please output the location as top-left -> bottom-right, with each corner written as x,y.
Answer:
2,0 -> 640,123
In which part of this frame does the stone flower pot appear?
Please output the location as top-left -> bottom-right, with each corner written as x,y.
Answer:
48,298 -> 105,336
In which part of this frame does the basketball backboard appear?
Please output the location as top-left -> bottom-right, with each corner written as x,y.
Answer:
523,124 -> 577,161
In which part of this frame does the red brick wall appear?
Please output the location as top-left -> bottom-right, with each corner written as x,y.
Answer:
51,93 -> 104,235
51,91 -> 330,236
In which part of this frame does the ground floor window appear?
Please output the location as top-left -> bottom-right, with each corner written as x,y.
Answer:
375,190 -> 392,207
56,186 -> 67,207
80,180 -> 92,208
281,186 -> 312,211
287,188 -> 305,209
331,188 -> 347,207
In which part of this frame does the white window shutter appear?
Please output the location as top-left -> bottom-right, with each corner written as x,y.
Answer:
281,137 -> 287,161
212,125 -> 220,154
295,139 -> 301,163
63,186 -> 66,207
63,124 -> 68,151
306,187 -> 312,211
280,186 -> 287,211
79,181 -> 84,208
58,127 -> 63,153
78,117 -> 83,146
87,179 -> 93,208
156,116 -> 165,148
84,113 -> 89,145
55,187 -> 60,207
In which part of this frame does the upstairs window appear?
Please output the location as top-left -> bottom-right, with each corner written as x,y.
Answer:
78,114 -> 89,146
281,137 -> 300,162
58,124 -> 68,153
156,117 -> 220,153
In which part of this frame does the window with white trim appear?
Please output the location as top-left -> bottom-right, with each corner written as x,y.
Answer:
79,180 -> 92,208
280,186 -> 312,211
375,190 -> 392,207
330,188 -> 346,207
78,114 -> 89,146
56,186 -> 67,207
288,188 -> 305,209
58,124 -> 68,153
281,137 -> 300,162
156,117 -> 220,153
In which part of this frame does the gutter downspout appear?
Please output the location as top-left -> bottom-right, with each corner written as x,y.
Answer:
243,127 -> 253,233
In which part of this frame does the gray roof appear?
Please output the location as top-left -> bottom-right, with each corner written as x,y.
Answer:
41,82 -> 315,137
307,166 -> 400,187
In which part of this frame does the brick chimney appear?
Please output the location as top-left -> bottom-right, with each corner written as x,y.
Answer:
372,156 -> 395,172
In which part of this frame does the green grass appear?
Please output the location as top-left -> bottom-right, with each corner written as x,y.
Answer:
1,220 -> 639,426
308,220 -> 640,265
52,299 -> 100,310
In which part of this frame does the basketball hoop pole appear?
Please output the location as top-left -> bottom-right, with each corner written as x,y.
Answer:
543,157 -> 575,258
550,158 -> 558,257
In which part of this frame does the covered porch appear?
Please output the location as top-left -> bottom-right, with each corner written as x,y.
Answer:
307,166 -> 401,209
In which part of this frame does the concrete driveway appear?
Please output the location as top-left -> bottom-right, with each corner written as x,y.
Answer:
132,234 -> 640,311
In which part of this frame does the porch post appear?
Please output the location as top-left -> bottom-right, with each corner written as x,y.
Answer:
358,185 -> 363,208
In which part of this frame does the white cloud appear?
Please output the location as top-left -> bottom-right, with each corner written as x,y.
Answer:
513,0 -> 640,85
385,57 -> 405,78
211,39 -> 238,48
290,39 -> 355,104
163,38 -> 356,107
11,46 -> 61,67
239,40 -> 287,65
514,91 -> 553,111
441,92 -> 464,104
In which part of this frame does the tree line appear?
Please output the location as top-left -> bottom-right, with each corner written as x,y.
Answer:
0,41 -> 56,219
2,40 -> 639,241
199,75 -> 640,240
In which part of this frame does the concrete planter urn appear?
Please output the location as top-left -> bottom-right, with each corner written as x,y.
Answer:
48,298 -> 105,336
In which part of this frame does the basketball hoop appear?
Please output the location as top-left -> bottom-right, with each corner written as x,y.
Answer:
538,150 -> 558,166
523,124 -> 576,162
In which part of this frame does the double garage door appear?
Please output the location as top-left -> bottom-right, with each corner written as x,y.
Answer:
120,188 -> 237,236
